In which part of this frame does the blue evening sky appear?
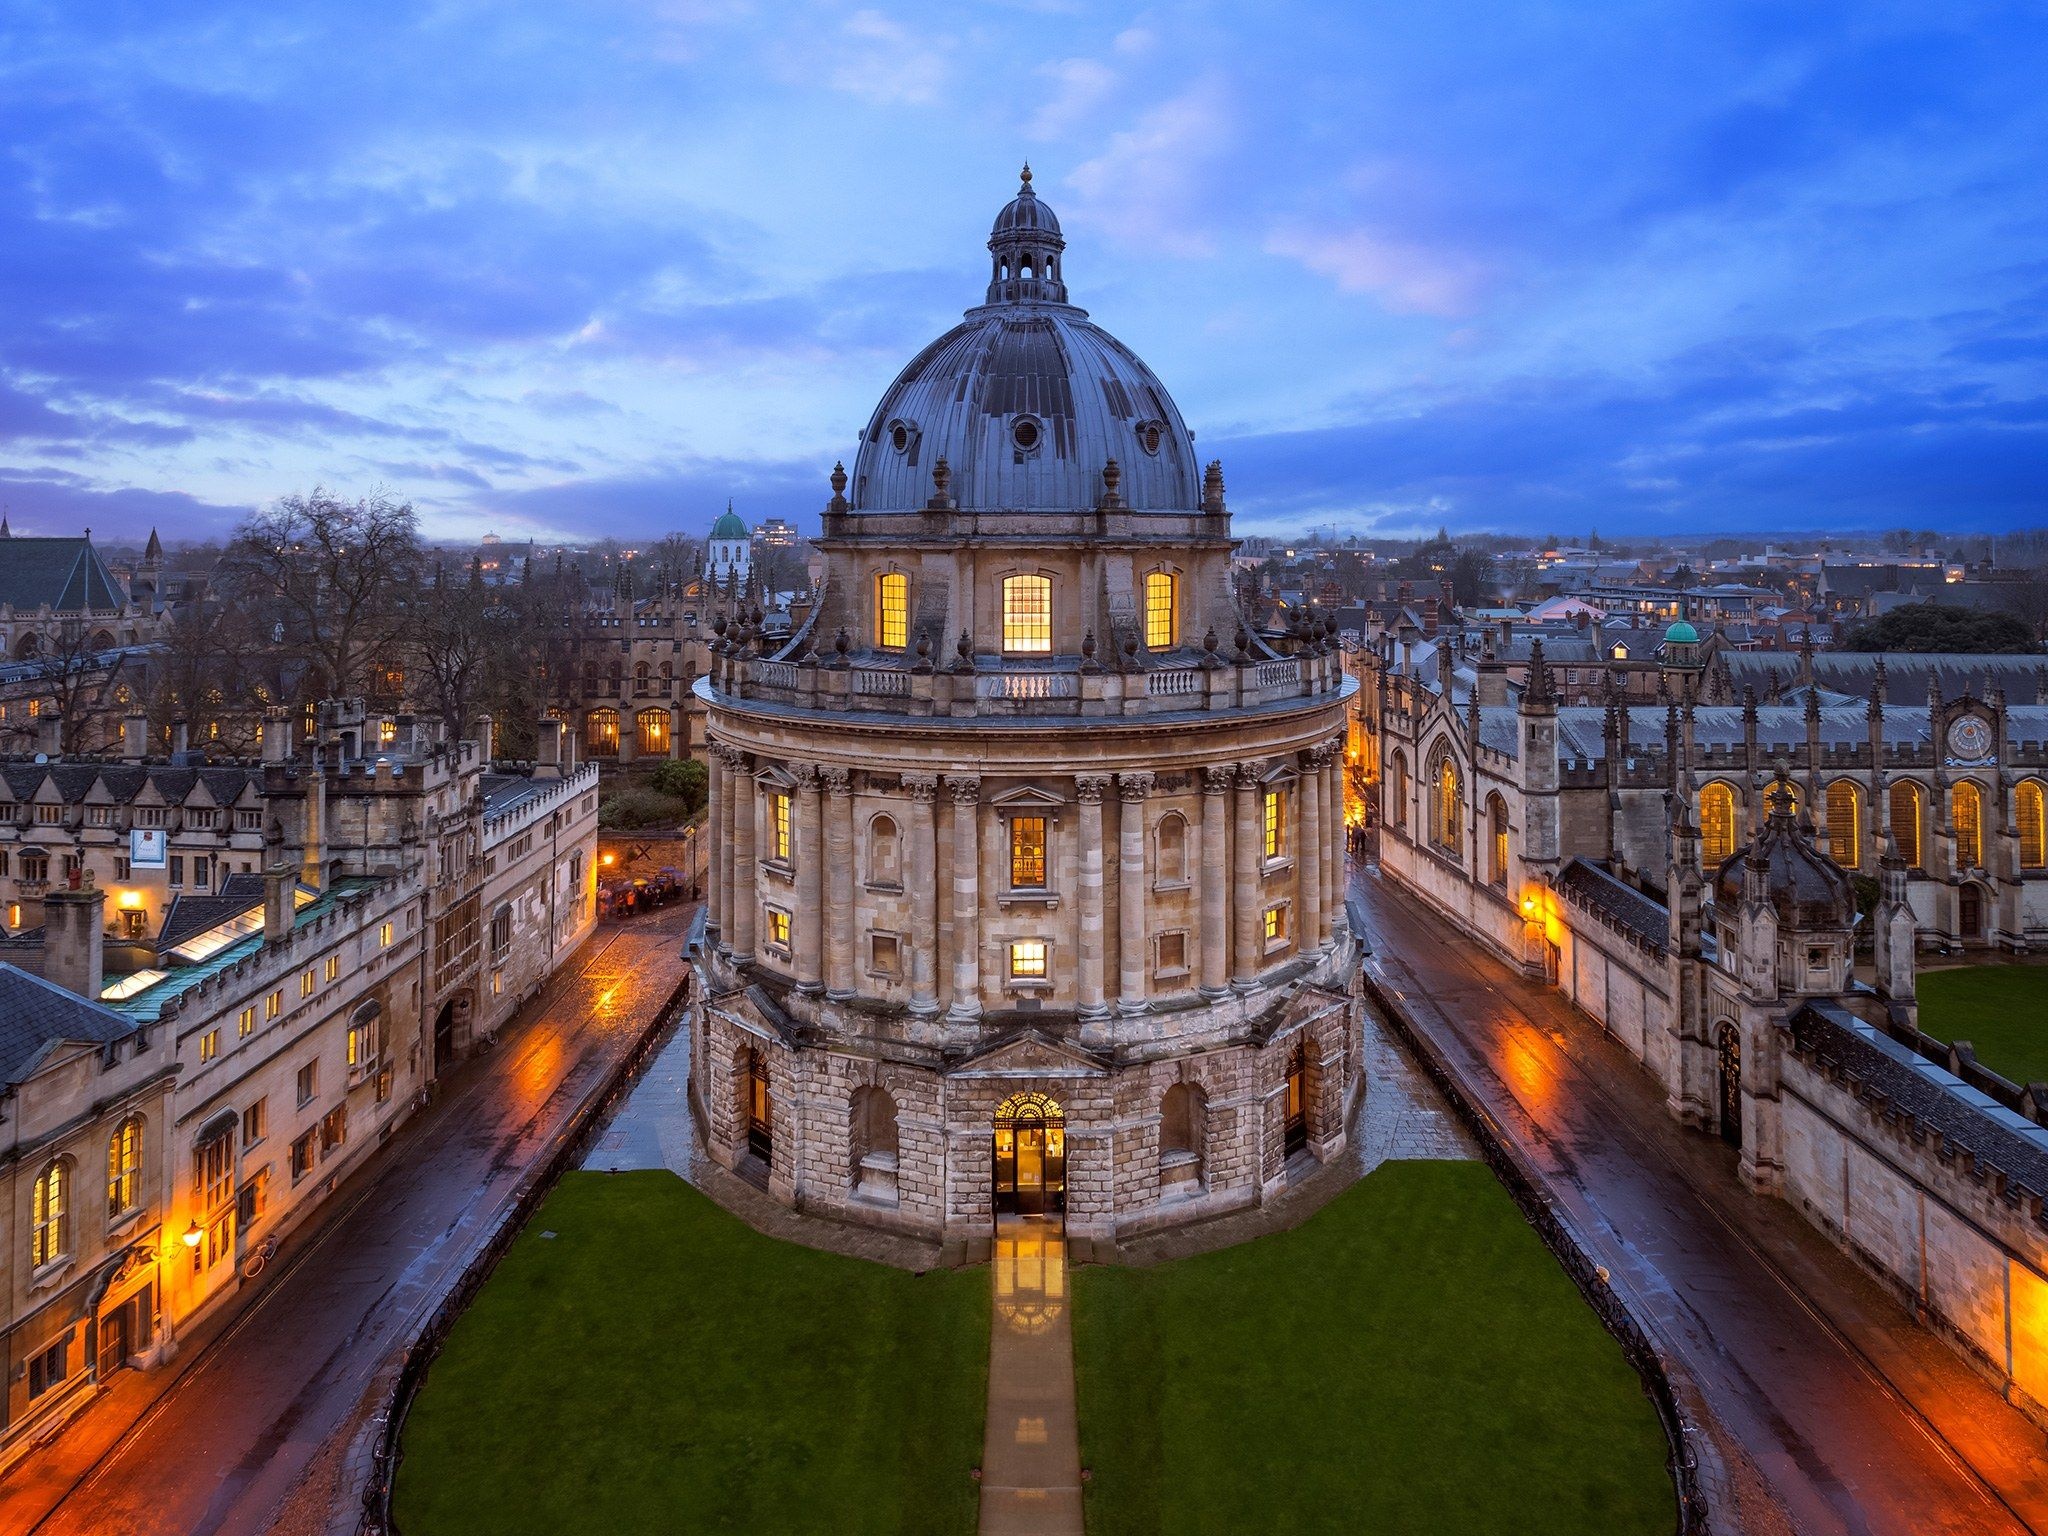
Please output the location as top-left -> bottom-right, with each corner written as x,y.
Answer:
2,1 -> 2044,544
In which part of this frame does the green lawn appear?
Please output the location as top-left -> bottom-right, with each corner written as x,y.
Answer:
1072,1160 -> 1674,1536
394,1170 -> 988,1536
1917,964 -> 2048,1086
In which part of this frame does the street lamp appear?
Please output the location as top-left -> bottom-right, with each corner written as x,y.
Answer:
182,1220 -> 202,1250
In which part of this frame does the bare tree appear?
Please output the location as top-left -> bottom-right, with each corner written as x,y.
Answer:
224,489 -> 423,699
146,600 -> 284,756
408,557 -> 506,740
1,621 -> 133,755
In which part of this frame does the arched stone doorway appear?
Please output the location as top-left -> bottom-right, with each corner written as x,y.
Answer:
1283,1045 -> 1309,1159
992,1092 -> 1065,1220
742,1048 -> 774,1166
1958,882 -> 1985,942
1717,1023 -> 1743,1150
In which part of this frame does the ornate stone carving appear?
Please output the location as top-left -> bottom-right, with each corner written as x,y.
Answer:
822,766 -> 853,796
948,776 -> 982,804
1074,775 -> 1111,804
903,773 -> 940,802
1117,772 -> 1155,802
1202,765 -> 1234,795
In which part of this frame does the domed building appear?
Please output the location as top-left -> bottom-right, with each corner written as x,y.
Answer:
692,170 -> 1359,1258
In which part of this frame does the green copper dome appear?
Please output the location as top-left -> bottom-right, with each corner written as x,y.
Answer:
1664,619 -> 1699,645
710,509 -> 748,540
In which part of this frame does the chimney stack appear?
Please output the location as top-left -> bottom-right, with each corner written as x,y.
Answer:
536,717 -> 564,780
261,705 -> 295,763
263,824 -> 295,945
476,713 -> 496,764
170,717 -> 189,759
121,713 -> 148,763
42,869 -> 106,1001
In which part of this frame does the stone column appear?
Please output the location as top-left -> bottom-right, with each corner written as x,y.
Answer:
1233,763 -> 1263,989
1324,746 -> 1344,945
1075,776 -> 1110,1021
730,754 -> 757,962
1116,773 -> 1154,1013
1200,767 -> 1231,996
947,777 -> 982,1022
906,776 -> 940,1015
824,768 -> 855,998
793,764 -> 824,992
706,746 -> 725,942
1297,750 -> 1323,950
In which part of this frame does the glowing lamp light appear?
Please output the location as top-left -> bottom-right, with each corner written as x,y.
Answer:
600,852 -> 617,867
182,1220 -> 203,1249
118,889 -> 145,909
1521,894 -> 1539,915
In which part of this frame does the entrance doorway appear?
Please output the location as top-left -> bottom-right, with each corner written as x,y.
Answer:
433,1000 -> 455,1073
744,1049 -> 773,1166
1959,883 -> 1984,941
1283,1045 -> 1309,1159
97,1307 -> 129,1379
1717,1023 -> 1743,1149
993,1093 -> 1065,1219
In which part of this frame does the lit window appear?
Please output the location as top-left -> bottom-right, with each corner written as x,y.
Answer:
1264,904 -> 1290,945
300,969 -> 315,998
1431,756 -> 1462,853
1954,781 -> 1983,869
1009,939 -> 1047,978
32,1161 -> 67,1268
875,572 -> 908,650
1144,571 -> 1178,649
199,1028 -> 221,1063
1010,816 -> 1047,888
585,709 -> 619,758
637,710 -> 669,755
1700,783 -> 1737,864
1826,781 -> 1860,869
378,921 -> 394,948
265,990 -> 282,1020
767,907 -> 792,951
325,954 -> 340,982
1889,782 -> 1923,868
237,1006 -> 256,1037
2020,780 -> 2046,869
106,1118 -> 142,1218
771,791 -> 792,863
1001,575 -> 1052,654
1263,788 -> 1288,860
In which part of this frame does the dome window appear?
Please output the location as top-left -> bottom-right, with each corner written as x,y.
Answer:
887,419 -> 918,456
1011,416 -> 1042,454
1137,420 -> 1164,456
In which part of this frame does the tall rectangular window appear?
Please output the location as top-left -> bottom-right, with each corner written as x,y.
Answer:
1144,571 -> 1178,649
1010,816 -> 1047,888
1954,782 -> 1983,869
1009,939 -> 1048,978
875,571 -> 908,650
1001,575 -> 1052,654
771,791 -> 792,863
767,907 -> 792,952
1263,788 -> 1288,860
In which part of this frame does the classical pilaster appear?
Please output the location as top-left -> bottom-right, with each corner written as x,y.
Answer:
705,746 -> 726,943
906,775 -> 940,1015
1322,743 -> 1344,945
1200,767 -> 1231,996
947,776 -> 983,1022
1075,776 -> 1110,1022
1233,762 -> 1262,989
729,752 -> 757,962
1297,750 -> 1323,950
824,767 -> 855,998
793,764 -> 824,992
1116,772 -> 1154,1013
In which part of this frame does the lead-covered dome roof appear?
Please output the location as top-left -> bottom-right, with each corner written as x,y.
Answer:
849,170 -> 1199,514
1712,779 -> 1856,929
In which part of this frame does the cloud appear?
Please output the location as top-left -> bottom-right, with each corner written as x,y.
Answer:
1067,77 -> 1234,258
1264,226 -> 1491,317
819,10 -> 951,107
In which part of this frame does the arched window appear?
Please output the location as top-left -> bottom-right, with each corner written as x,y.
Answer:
1825,781 -> 1860,869
1390,751 -> 1409,829
1890,781 -> 1924,868
851,1085 -> 899,1200
1700,782 -> 1737,864
633,660 -> 649,690
1427,750 -> 1462,855
107,1116 -> 143,1219
1143,571 -> 1178,650
874,571 -> 908,651
1159,1082 -> 1207,1192
585,708 -> 619,758
2019,780 -> 2046,869
1155,812 -> 1188,885
1487,794 -> 1509,886
32,1159 -> 68,1268
1000,575 -> 1052,654
866,814 -> 901,887
1954,781 -> 1984,870
636,709 -> 670,755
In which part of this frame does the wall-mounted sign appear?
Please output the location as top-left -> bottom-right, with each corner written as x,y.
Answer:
129,829 -> 167,868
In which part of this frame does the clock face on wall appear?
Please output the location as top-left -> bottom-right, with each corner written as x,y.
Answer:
1946,714 -> 1994,761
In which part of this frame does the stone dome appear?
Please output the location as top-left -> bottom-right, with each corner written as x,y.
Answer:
848,172 -> 1199,515
1712,783 -> 1856,929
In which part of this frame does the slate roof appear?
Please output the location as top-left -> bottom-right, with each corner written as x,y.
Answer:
1788,1002 -> 2048,1202
156,871 -> 268,953
0,962 -> 138,1087
0,761 -> 261,806
1720,652 -> 2048,706
1555,859 -> 1669,954
0,537 -> 128,613
481,772 -> 551,818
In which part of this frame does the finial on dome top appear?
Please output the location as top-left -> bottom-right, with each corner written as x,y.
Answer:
1020,162 -> 1032,187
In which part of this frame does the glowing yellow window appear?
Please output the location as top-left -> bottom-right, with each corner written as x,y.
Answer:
637,710 -> 669,755
325,955 -> 340,982
199,1028 -> 220,1063
1001,575 -> 1052,654
875,572 -> 908,650
771,791 -> 792,863
265,990 -> 282,1020
1954,782 -> 1983,869
378,920 -> 395,948
768,908 -> 791,949
1144,571 -> 1178,649
1825,781 -> 1860,869
2020,780 -> 2046,868
1890,782 -> 1923,868
1700,783 -> 1736,864
1010,816 -> 1047,888
1263,788 -> 1288,860
238,1006 -> 255,1038
1009,939 -> 1047,978
300,969 -> 315,998
1264,904 -> 1290,944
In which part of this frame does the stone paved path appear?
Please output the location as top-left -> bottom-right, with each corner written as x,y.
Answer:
978,1217 -> 1085,1535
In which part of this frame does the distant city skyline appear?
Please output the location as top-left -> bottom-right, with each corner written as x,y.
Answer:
4,2 -> 2045,544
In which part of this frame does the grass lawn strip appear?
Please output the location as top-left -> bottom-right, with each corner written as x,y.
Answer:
1916,965 -> 2048,1087
394,1170 -> 987,1536
1073,1159 -> 1674,1536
